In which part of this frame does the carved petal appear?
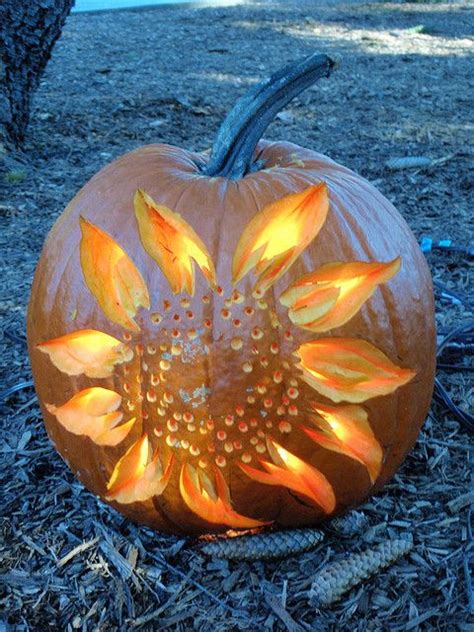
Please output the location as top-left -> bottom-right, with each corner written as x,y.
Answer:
80,217 -> 150,332
37,329 -> 133,378
232,183 -> 329,294
239,438 -> 335,514
296,338 -> 416,403
106,435 -> 173,504
45,387 -> 134,446
280,258 -> 401,332
303,403 -> 383,484
179,463 -> 267,528
134,190 -> 217,295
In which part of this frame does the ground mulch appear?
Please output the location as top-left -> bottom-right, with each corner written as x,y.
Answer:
0,0 -> 472,629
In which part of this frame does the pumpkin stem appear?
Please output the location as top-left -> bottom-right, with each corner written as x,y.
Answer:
202,53 -> 337,180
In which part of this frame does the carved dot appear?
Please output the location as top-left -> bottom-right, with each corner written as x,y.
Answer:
160,371 -> 168,383
241,452 -> 252,464
146,389 -> 157,403
181,439 -> 190,450
225,415 -> 234,427
160,360 -> 171,371
257,430 -> 265,438
235,405 -> 245,417
233,440 -> 242,450
199,427 -> 208,435
256,443 -> 266,454
154,427 -> 163,437
260,357 -> 269,368
187,424 -> 196,432
250,436 -> 258,446
183,412 -> 194,423
251,345 -> 259,355
289,378 -> 298,387
186,310 -> 194,319
147,344 -> 157,355
188,329 -> 198,340
284,331 -> 293,341
265,420 -> 273,429
249,418 -> 258,428
126,401 -> 135,412
203,319 -> 212,329
157,407 -> 166,416
167,419 -> 178,432
173,313 -> 181,323
166,435 -> 175,447
278,421 -> 292,433
256,383 -> 267,395
190,445 -> 200,456
287,387 -> 299,399
231,337 -> 243,350
244,306 -> 255,316
252,288 -> 264,299
224,442 -> 234,454
247,395 -> 256,404
282,360 -> 291,370
263,398 -> 273,409
251,327 -> 264,340
173,411 -> 182,421
257,299 -> 268,310
123,382 -> 130,394
171,344 -> 182,356
224,298 -> 233,308
198,457 -> 208,468
215,455 -> 226,468
221,308 -> 231,320
164,392 -> 174,404
270,342 -> 279,354
276,406 -> 285,416
180,298 -> 190,308
171,329 -> 181,339
206,419 -> 215,430
273,371 -> 283,384
208,442 -> 216,453
202,295 -> 210,304
233,319 -> 242,328
216,286 -> 224,296
242,361 -> 253,374
217,430 -> 227,441
135,343 -> 144,356
142,361 -> 149,372
238,422 -> 248,433
288,404 -> 298,416
160,343 -> 169,352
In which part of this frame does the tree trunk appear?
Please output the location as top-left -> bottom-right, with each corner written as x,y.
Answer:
0,0 -> 75,148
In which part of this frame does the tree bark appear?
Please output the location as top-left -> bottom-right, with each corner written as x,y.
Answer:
0,0 -> 75,148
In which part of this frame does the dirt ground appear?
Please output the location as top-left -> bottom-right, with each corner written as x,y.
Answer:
0,0 -> 473,629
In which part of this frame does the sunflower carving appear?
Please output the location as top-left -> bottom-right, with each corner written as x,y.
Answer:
37,183 -> 416,529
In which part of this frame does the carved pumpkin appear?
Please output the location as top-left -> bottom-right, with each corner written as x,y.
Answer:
27,54 -> 436,535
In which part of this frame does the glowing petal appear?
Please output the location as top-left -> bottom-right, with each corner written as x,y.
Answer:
296,338 -> 416,403
134,189 -> 217,295
45,387 -> 134,446
303,403 -> 383,484
80,217 -> 150,332
37,329 -> 133,378
232,183 -> 329,293
281,258 -> 401,332
179,463 -> 267,528
106,435 -> 173,504
239,438 -> 335,514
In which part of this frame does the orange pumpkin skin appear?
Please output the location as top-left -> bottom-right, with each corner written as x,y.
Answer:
27,138 -> 436,535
